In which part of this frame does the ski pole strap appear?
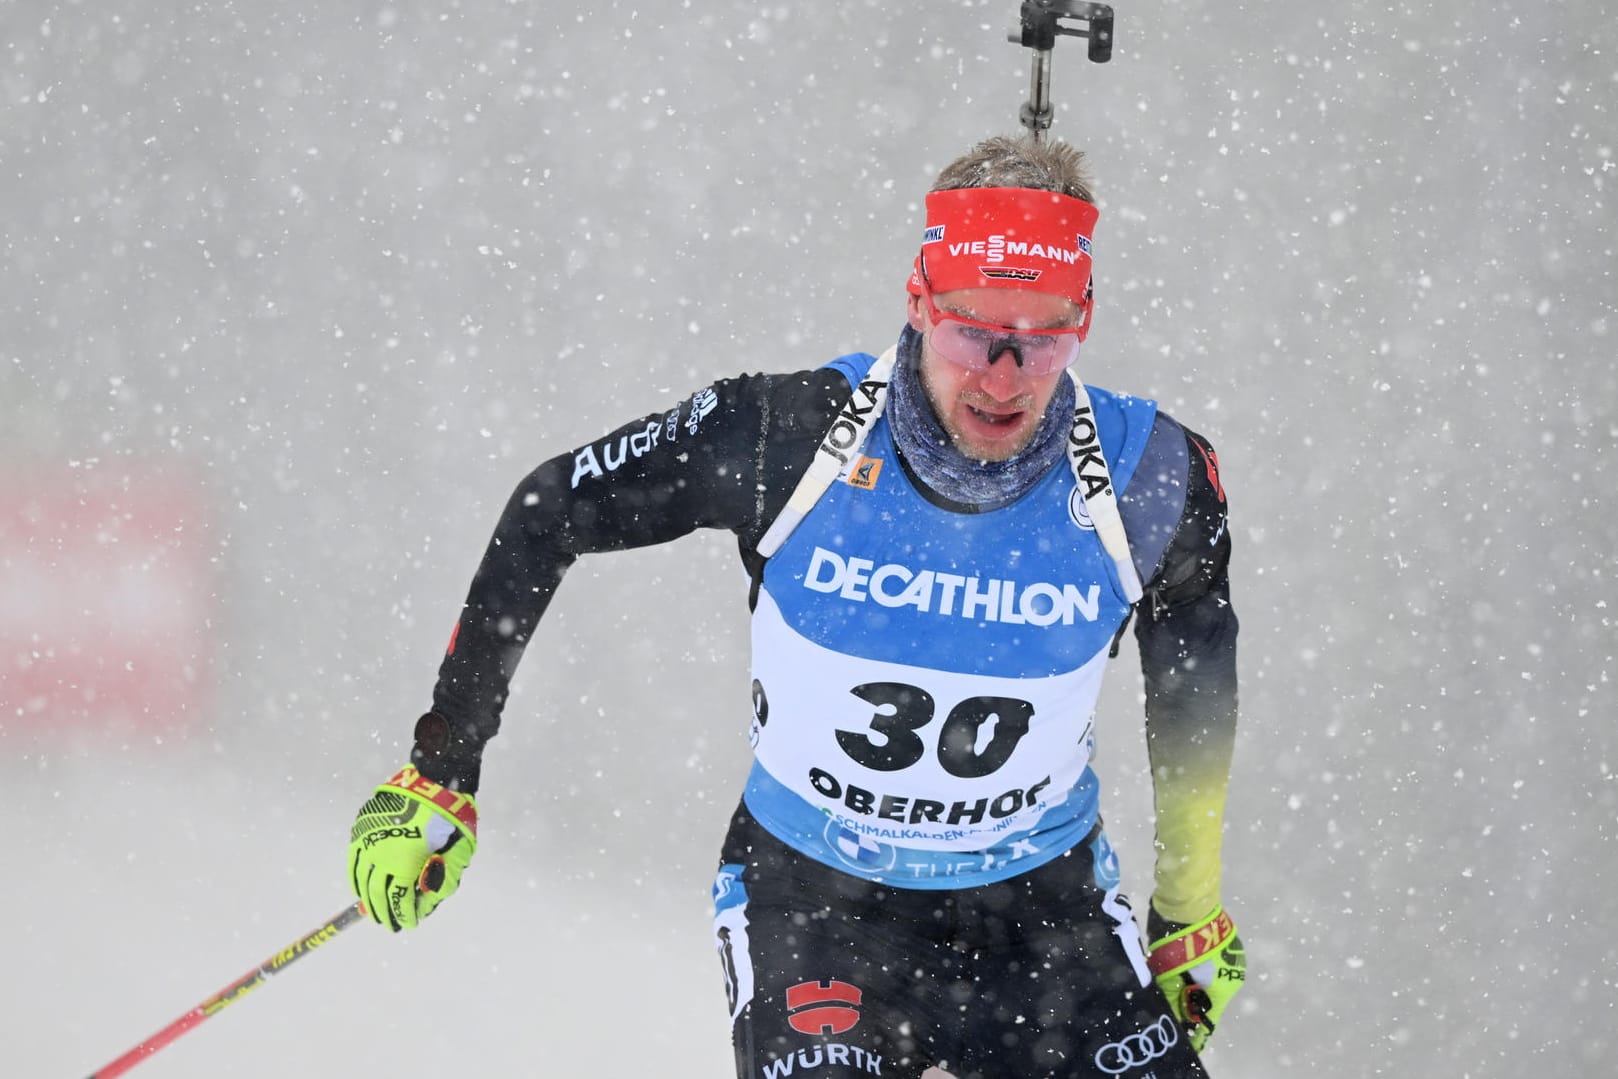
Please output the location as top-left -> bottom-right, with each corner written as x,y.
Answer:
1065,368 -> 1143,603
1146,906 -> 1237,977
757,346 -> 897,558
383,763 -> 479,839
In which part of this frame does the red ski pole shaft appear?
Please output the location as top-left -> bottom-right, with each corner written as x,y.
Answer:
86,901 -> 367,1078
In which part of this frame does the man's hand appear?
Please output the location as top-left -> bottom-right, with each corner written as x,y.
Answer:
1146,905 -> 1245,1053
348,765 -> 478,931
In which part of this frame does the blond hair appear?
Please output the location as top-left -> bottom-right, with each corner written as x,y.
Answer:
930,135 -> 1095,203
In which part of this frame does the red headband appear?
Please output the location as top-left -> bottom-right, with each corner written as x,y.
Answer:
907,186 -> 1098,316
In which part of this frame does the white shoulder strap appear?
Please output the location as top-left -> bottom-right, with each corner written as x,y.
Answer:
1065,369 -> 1143,603
756,346 -> 898,558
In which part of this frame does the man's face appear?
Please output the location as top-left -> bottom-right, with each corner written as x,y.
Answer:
906,286 -> 1080,463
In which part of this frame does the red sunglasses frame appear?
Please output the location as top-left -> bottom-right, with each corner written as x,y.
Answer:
915,273 -> 1090,375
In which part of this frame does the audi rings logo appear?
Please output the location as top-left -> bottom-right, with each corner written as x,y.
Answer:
1094,1015 -> 1178,1074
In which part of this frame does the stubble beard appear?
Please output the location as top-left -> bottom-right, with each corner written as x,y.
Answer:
920,365 -> 1040,464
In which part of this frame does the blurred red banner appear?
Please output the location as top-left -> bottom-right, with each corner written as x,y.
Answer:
0,465 -> 211,732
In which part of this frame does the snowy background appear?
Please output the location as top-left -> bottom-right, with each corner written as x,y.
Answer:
4,1 -> 1614,1076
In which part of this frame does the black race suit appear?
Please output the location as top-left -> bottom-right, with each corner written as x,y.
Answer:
411,359 -> 1237,1079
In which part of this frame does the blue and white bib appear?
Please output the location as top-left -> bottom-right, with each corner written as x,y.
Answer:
743,352 -> 1158,888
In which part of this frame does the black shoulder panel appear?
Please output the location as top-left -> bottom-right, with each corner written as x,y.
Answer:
1146,420 -> 1231,611
1119,411 -> 1192,587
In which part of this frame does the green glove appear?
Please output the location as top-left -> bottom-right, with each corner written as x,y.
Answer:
348,765 -> 478,931
1146,905 -> 1246,1053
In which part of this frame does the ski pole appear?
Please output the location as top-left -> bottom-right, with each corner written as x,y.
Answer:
1008,1 -> 1115,141
86,901 -> 367,1078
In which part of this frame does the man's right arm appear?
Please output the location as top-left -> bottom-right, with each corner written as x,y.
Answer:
413,368 -> 851,792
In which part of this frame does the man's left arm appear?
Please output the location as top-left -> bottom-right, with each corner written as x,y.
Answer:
1134,425 -> 1237,921
1131,422 -> 1243,1049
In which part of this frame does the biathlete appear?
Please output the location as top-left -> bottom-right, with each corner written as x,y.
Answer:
347,134 -> 1245,1078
